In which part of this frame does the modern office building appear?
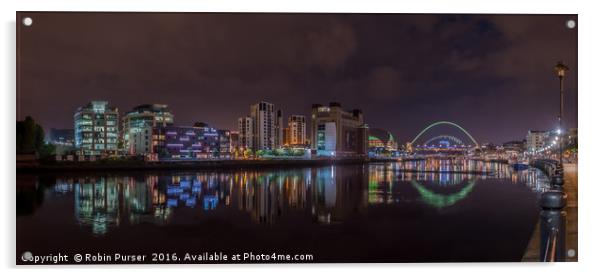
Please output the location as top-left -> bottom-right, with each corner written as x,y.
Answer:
122,104 -> 174,155
74,101 -> 119,155
237,116 -> 254,151
287,115 -> 306,147
154,126 -> 221,159
129,125 -> 153,155
526,130 -> 547,152
250,101 -> 276,150
310,102 -> 368,157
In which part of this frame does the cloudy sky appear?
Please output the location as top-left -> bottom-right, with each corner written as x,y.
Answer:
17,13 -> 577,144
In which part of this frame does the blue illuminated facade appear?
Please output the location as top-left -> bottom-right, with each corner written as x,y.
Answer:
154,126 -> 221,159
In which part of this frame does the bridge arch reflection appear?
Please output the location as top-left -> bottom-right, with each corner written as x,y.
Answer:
411,179 -> 476,209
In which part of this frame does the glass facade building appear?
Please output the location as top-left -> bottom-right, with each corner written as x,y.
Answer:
154,126 -> 223,159
74,101 -> 119,156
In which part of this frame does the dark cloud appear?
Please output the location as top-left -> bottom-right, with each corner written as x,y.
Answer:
17,13 -> 577,144
365,66 -> 406,101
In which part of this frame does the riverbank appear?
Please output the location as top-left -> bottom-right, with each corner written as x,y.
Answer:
16,158 -> 371,173
17,157 -> 514,173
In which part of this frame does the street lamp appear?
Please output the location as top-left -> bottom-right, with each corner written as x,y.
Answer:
554,61 -> 569,163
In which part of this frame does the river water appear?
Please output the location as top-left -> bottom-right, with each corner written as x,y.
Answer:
16,160 -> 550,263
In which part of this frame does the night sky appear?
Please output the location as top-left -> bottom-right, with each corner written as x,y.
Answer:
17,13 -> 577,144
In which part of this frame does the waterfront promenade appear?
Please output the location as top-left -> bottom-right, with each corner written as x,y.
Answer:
522,163 -> 578,262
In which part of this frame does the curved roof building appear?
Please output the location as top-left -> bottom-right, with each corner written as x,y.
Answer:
368,128 -> 398,151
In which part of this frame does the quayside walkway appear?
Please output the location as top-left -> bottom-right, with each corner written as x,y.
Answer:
522,163 -> 577,262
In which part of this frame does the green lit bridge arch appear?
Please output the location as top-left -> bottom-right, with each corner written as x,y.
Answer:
410,121 -> 479,149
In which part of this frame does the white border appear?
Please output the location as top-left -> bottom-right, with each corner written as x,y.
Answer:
2,0 -> 601,276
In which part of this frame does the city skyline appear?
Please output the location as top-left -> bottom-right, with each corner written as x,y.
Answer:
17,13 -> 577,144
15,11 -> 580,264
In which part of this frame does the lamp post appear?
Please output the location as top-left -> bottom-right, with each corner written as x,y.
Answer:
554,61 -> 569,163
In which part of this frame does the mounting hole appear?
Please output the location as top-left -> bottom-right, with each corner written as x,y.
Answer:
22,17 -> 33,27
566,19 -> 576,29
568,249 -> 576,257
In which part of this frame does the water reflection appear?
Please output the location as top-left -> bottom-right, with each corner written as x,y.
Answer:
366,161 -> 547,208
411,179 -> 476,208
400,158 -> 506,174
39,160 -> 550,236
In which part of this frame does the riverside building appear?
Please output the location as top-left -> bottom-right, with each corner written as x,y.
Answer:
526,130 -> 547,152
238,101 -> 283,152
237,116 -> 254,151
251,101 -> 276,150
154,125 -> 221,159
275,110 -> 284,148
122,104 -> 174,155
74,101 -> 119,156
367,128 -> 399,157
287,115 -> 307,147
310,102 -> 368,157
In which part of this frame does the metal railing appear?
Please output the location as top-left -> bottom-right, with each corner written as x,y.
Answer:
530,159 -> 563,178
531,159 -> 567,262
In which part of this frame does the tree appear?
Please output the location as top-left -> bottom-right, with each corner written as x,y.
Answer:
16,116 -> 55,158
34,124 -> 45,151
17,116 -> 37,153
39,144 -> 56,158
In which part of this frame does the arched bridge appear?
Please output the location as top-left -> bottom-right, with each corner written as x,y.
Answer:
409,121 -> 480,150
423,134 -> 465,147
